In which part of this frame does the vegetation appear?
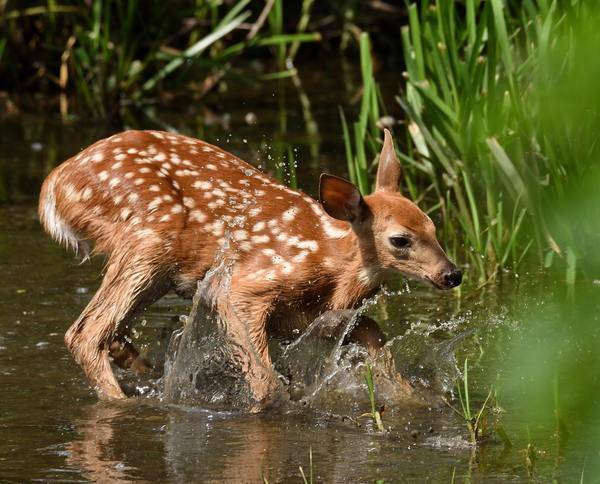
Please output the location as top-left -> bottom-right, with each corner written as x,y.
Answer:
343,1 -> 595,284
0,0 -> 324,117
363,363 -> 384,432
2,1 -> 600,478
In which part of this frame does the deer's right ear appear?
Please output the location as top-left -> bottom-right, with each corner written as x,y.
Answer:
319,174 -> 368,223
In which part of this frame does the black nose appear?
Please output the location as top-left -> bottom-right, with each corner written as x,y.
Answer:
443,268 -> 462,288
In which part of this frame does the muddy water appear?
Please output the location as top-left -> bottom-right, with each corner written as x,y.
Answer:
0,66 -> 587,482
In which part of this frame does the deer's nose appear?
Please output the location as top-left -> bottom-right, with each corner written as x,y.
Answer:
443,267 -> 462,288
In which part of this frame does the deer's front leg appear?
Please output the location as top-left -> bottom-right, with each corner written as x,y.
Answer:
222,292 -> 281,410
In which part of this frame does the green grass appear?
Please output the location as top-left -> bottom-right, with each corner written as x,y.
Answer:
341,1 -> 595,284
0,0 -> 321,118
364,363 -> 384,432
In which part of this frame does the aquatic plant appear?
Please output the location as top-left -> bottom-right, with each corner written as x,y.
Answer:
298,446 -> 314,484
444,358 -> 492,444
363,363 -> 384,432
0,0 -> 320,118
342,1 -> 594,284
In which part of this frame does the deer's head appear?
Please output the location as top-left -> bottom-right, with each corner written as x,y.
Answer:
320,130 -> 461,290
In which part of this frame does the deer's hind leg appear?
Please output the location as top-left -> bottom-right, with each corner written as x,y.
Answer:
65,251 -> 171,399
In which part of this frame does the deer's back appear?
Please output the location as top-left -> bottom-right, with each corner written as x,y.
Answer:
39,130 -> 350,288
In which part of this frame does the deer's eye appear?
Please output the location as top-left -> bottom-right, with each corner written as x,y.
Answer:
390,235 -> 411,249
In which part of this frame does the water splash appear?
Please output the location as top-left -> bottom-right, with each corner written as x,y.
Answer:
162,250 -> 282,411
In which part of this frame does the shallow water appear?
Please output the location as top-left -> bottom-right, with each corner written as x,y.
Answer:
0,65 -> 593,482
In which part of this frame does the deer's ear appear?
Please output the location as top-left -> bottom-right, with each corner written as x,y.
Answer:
375,129 -> 402,193
319,174 -> 368,223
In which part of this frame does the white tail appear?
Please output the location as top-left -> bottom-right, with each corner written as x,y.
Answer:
39,129 -> 460,407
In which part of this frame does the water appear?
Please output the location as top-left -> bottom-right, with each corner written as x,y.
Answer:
0,64 -> 592,482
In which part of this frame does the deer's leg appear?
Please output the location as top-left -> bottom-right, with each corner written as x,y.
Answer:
345,315 -> 387,353
108,275 -> 171,375
220,294 -> 280,409
65,255 -> 169,399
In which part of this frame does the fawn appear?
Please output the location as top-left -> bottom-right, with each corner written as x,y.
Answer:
39,129 -> 461,406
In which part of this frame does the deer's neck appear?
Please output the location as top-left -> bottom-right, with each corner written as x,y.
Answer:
326,230 -> 386,310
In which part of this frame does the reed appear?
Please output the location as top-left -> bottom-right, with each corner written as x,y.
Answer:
364,363 -> 384,432
0,0 -> 320,118
342,1 -> 592,283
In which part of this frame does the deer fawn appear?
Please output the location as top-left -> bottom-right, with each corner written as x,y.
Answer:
39,129 -> 461,407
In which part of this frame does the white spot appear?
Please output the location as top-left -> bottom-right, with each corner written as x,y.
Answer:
154,152 -> 167,162
115,154 -> 127,162
183,197 -> 195,209
128,193 -> 139,203
139,167 -> 151,174
212,188 -> 226,198
125,172 -> 135,179
127,148 -> 138,154
120,208 -> 132,220
91,152 -> 104,162
148,197 -> 162,212
64,184 -> 79,202
249,207 -> 262,217
171,204 -> 183,214
282,207 -> 299,222
163,194 -> 174,202
149,184 -> 161,192
297,240 -> 319,252
251,235 -> 270,244
134,178 -> 144,186
252,221 -> 266,232
233,230 -> 248,241
189,210 -> 207,223
98,170 -> 109,181
210,220 -> 224,236
109,178 -> 120,188
293,250 -> 309,263
262,248 -> 276,257
82,187 -> 93,201
322,221 -> 351,239
201,146 -> 213,152
206,163 -> 217,171
130,216 -> 141,225
114,195 -> 123,204
159,214 -> 171,223
193,180 -> 212,190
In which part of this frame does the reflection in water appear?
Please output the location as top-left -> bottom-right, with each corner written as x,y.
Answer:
66,403 -> 153,482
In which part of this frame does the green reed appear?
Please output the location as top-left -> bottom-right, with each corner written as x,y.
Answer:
364,363 -> 384,432
342,1 -> 593,283
298,446 -> 314,484
0,0 -> 320,118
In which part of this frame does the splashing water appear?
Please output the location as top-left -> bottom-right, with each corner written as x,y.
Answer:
161,257 -> 458,413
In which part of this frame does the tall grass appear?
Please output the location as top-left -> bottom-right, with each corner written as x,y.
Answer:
342,1 -> 592,283
0,0 -> 320,118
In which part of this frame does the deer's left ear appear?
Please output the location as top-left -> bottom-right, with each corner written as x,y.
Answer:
319,174 -> 369,223
375,129 -> 402,193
